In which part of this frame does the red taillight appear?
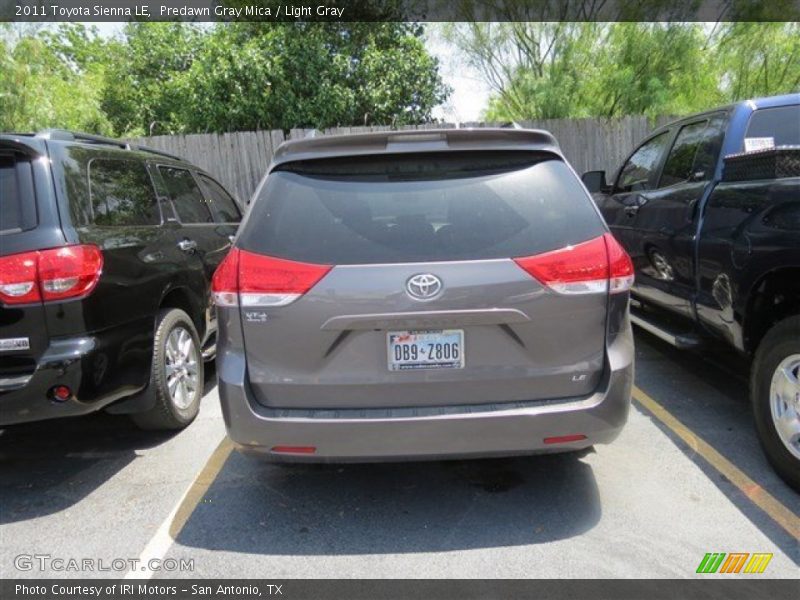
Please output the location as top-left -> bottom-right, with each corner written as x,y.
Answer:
513,233 -> 633,295
38,245 -> 104,302
0,245 -> 103,306
0,252 -> 40,304
211,248 -> 331,307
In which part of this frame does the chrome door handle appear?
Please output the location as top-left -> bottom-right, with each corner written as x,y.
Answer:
624,205 -> 640,217
177,239 -> 197,252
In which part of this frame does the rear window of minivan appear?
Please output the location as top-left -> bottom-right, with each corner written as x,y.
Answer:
239,151 -> 605,264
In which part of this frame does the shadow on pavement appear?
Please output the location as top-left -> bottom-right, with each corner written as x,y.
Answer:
0,365 -> 218,525
176,450 -> 601,555
633,332 -> 799,564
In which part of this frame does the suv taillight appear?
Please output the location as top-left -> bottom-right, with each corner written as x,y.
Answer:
0,245 -> 103,306
513,233 -> 633,295
212,248 -> 331,307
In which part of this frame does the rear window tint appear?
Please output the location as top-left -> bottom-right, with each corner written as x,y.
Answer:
0,153 -> 37,234
239,152 -> 605,264
745,105 -> 800,148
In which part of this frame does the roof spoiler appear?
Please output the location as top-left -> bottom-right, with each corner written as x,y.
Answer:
273,128 -> 560,167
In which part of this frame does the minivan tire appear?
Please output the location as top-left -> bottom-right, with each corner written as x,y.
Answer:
131,308 -> 203,431
751,316 -> 800,492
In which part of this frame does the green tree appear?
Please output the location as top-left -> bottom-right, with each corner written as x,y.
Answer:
585,23 -> 721,118
92,23 -> 203,136
712,22 -> 800,100
166,22 -> 449,132
0,25 -> 111,133
446,15 -> 799,121
51,21 -> 449,135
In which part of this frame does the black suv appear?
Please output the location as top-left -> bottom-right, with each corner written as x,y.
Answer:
0,130 -> 242,430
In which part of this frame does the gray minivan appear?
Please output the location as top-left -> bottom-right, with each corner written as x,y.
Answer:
213,128 -> 634,461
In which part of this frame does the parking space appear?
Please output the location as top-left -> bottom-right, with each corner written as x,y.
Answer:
1,334 -> 798,579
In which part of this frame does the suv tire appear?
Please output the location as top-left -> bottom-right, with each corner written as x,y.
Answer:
751,316 -> 800,492
132,308 -> 203,431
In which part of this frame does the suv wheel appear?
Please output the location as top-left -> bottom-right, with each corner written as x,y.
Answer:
751,316 -> 800,492
131,308 -> 203,431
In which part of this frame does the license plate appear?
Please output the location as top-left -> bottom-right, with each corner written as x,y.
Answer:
0,337 -> 30,352
387,330 -> 464,371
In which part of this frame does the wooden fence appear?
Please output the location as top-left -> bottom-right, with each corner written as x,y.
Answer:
128,116 -> 674,203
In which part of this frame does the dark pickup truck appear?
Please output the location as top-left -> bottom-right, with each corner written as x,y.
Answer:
583,93 -> 800,490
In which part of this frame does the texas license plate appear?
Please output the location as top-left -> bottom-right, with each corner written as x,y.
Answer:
387,330 -> 464,371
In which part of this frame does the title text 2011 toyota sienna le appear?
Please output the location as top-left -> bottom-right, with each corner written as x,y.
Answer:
212,128 -> 634,461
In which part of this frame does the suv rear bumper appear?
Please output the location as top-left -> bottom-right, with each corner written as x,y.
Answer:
217,328 -> 634,462
0,325 -> 150,426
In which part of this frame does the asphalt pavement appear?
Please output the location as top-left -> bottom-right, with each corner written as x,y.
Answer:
1,332 -> 798,579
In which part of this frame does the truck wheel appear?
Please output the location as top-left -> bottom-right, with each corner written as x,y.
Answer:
131,308 -> 203,431
751,316 -> 800,492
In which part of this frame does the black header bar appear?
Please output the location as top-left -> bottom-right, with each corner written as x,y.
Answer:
3,0 -> 800,23
4,579 -> 800,600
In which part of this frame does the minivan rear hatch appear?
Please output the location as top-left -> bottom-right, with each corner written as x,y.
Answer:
233,151 -> 612,410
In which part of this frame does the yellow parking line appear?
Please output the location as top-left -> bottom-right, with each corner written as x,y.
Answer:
168,436 -> 234,539
136,387 -> 798,575
126,436 -> 234,580
632,386 -> 800,541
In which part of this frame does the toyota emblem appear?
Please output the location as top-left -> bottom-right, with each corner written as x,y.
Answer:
406,273 -> 443,300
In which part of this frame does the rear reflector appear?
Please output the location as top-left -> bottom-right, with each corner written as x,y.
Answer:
270,446 -> 317,455
513,233 -> 633,295
212,248 -> 331,307
543,434 -> 587,444
50,385 -> 73,402
0,245 -> 103,306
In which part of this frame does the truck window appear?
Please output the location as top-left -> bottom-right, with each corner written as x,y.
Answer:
659,121 -> 709,187
616,132 -> 671,193
745,105 -> 800,148
659,115 -> 726,187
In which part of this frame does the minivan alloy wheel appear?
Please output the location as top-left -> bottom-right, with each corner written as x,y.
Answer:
165,326 -> 199,410
769,353 -> 800,460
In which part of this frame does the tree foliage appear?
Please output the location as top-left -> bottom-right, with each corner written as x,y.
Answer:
445,20 -> 800,121
170,23 -> 448,133
713,23 -> 800,100
1,22 -> 449,136
0,24 -> 111,133
3,17 -> 799,135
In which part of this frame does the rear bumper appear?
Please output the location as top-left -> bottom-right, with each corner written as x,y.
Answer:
0,323 -> 151,426
217,327 -> 634,462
